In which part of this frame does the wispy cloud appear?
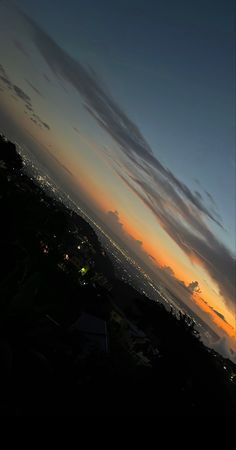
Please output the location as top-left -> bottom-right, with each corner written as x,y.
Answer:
0,64 -> 12,89
13,38 -> 30,59
25,79 -> 44,98
13,84 -> 31,105
0,64 -> 50,131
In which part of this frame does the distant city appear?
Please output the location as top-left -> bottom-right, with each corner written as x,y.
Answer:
14,135 -> 222,347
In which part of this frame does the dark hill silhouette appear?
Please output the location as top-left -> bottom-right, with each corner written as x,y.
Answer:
0,132 -> 235,416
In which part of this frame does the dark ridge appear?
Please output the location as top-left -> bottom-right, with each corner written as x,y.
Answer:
0,132 -> 235,416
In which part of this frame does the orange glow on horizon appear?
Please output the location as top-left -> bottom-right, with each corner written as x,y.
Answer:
44,156 -> 236,336
121,216 -> 197,284
113,211 -> 236,335
193,293 -> 236,339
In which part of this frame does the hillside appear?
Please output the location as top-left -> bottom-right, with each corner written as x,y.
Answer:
0,133 -> 235,416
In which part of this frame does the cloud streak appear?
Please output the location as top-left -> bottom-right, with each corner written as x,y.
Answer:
13,38 -> 30,59
0,64 -> 50,131
25,79 -> 44,98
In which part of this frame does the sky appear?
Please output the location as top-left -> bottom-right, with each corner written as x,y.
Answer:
0,0 -> 235,357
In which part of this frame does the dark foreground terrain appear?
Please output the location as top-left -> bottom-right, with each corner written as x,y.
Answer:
0,133 -> 236,416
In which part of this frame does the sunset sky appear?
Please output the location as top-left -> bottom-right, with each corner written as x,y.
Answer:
0,1 -> 235,355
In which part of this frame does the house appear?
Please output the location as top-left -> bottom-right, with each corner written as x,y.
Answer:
69,313 -> 109,354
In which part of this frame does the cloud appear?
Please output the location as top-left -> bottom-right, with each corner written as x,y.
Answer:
13,84 -> 31,105
205,190 -> 217,208
148,254 -> 157,263
0,64 -> 12,90
25,79 -> 43,97
106,210 -> 124,234
160,267 -> 202,298
212,309 -> 226,323
30,117 -> 38,125
43,73 -> 51,83
106,210 -> 144,256
161,266 -> 175,278
42,121 -> 50,130
60,163 -> 73,176
0,65 -> 32,109
205,304 -> 229,325
0,63 -> 50,131
195,191 -> 202,201
188,281 -> 201,294
15,9 -> 236,313
31,113 -> 50,130
0,65 -> 7,78
13,38 -> 30,59
25,103 -> 33,112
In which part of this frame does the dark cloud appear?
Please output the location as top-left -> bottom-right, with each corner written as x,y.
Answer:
205,190 -> 217,208
30,117 -> 38,125
0,63 -> 50,131
25,79 -> 43,97
160,268 -> 202,297
42,121 -> 50,130
195,191 -> 202,201
0,75 -> 12,89
25,103 -> 33,112
0,69 -> 32,109
106,210 -> 143,253
148,254 -> 157,263
204,303 -> 229,325
31,113 -> 50,130
13,38 -> 30,59
107,210 -> 123,234
59,163 -> 73,176
13,85 -> 31,106
188,281 -> 201,294
0,65 -> 32,113
0,65 -> 6,77
43,73 -> 51,83
0,64 -> 12,90
161,266 -> 175,278
212,309 -> 226,323
17,10 -> 236,313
